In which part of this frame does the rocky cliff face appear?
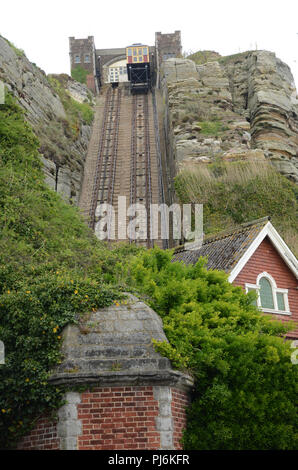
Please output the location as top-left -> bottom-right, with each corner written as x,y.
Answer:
161,51 -> 298,183
0,36 -> 94,204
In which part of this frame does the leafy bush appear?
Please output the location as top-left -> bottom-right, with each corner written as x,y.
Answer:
0,93 -> 125,448
71,66 -> 88,85
124,248 -> 298,449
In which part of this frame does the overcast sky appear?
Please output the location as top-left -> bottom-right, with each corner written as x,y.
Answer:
1,0 -> 298,87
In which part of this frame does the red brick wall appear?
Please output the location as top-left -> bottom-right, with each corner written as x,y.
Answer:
77,386 -> 160,450
171,388 -> 190,450
17,417 -> 59,450
234,236 -> 298,338
16,386 -> 190,450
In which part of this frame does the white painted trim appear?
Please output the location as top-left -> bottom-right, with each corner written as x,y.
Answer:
261,308 -> 291,316
245,272 -> 291,315
245,283 -> 258,292
229,222 -> 298,283
256,272 -> 277,288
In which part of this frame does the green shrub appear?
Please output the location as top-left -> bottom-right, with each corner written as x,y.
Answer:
0,94 -> 124,448
71,66 -> 88,85
124,248 -> 298,450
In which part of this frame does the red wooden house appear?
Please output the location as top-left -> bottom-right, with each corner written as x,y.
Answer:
173,217 -> 298,339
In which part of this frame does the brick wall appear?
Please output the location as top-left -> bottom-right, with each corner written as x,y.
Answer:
17,417 -> 59,450
77,386 -> 160,450
16,385 -> 190,450
171,388 -> 190,450
234,236 -> 298,338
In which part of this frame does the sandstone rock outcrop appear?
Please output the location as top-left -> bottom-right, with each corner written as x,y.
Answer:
0,36 -> 94,203
161,51 -> 298,183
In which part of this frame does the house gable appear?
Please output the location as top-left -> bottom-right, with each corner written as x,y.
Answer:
233,236 -> 298,338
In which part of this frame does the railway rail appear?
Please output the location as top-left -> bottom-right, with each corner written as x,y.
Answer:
88,87 -> 121,234
129,93 -> 154,248
85,85 -> 165,247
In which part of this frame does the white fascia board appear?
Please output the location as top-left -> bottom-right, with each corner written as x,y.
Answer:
228,222 -> 298,283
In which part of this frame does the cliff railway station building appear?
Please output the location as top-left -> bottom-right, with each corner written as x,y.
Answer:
69,31 -> 182,92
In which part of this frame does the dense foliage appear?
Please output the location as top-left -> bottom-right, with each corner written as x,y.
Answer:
124,249 -> 298,450
0,92 -> 297,450
0,93 -> 131,448
71,66 -> 88,85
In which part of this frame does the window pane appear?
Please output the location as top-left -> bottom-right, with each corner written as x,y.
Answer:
247,288 -> 257,306
133,48 -> 137,55
128,49 -> 132,56
143,48 -> 147,55
259,278 -> 274,309
277,293 -> 285,311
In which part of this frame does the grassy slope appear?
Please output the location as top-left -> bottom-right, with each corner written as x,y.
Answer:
175,161 -> 298,256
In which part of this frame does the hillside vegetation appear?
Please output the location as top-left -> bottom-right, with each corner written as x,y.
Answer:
0,93 -> 137,447
0,75 -> 297,450
175,161 -> 298,256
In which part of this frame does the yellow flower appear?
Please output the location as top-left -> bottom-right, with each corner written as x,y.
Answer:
115,303 -> 120,307
26,291 -> 31,294
74,290 -> 78,295
19,421 -> 23,425
25,378 -> 30,383
7,290 -> 10,294
1,409 -> 6,413
53,328 -> 57,333
85,295 -> 88,298
70,280 -> 74,284
57,336 -> 61,340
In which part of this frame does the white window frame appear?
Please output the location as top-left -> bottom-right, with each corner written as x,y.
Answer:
74,55 -> 81,64
245,272 -> 291,316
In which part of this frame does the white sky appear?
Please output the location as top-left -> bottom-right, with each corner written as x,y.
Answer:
1,0 -> 298,87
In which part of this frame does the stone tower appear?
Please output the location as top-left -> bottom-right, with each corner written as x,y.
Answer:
155,31 -> 182,69
69,36 -> 99,93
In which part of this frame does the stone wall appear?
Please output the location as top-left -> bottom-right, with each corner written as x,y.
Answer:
17,295 -> 193,450
155,31 -> 182,68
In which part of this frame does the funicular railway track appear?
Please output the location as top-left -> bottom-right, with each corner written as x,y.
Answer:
88,87 -> 121,233
83,85 -> 164,247
129,93 -> 154,248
